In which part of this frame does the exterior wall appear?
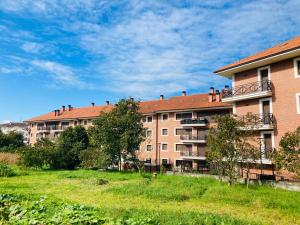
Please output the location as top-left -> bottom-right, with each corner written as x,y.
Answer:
234,69 -> 258,86
235,99 -> 260,115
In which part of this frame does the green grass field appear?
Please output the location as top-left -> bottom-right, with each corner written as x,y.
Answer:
1,168 -> 300,225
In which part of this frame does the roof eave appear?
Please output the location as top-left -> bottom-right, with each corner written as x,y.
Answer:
215,47 -> 300,77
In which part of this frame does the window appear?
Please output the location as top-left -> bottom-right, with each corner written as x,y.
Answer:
146,129 -> 152,138
146,145 -> 152,151
294,58 -> 300,78
142,116 -> 147,122
147,116 -> 152,123
74,121 -> 78,126
175,112 -> 192,120
296,93 -> 300,114
145,158 -> 151,164
162,159 -> 168,165
175,144 -> 192,152
175,128 -> 192,136
161,143 -> 168,151
175,160 -> 183,167
162,128 -> 168,135
162,114 -> 168,121
84,120 -> 88,125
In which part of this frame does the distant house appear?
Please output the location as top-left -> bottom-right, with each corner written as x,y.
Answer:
0,122 -> 29,144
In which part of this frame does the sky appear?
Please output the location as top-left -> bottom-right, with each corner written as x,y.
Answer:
0,0 -> 300,123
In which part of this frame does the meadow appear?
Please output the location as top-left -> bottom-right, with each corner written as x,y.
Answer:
0,168 -> 300,225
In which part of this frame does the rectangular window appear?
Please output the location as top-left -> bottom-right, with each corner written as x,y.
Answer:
142,116 -> 147,122
162,114 -> 168,120
161,143 -> 168,151
175,160 -> 183,167
146,145 -> 152,151
175,128 -> 192,136
74,121 -> 78,126
294,58 -> 300,78
176,112 -> 192,120
145,158 -> 151,164
162,159 -> 168,165
175,144 -> 192,152
162,128 -> 168,135
146,130 -> 152,138
84,120 -> 88,125
297,93 -> 300,114
147,116 -> 152,123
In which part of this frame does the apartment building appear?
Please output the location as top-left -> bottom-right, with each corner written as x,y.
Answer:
25,90 -> 232,172
215,36 -> 300,180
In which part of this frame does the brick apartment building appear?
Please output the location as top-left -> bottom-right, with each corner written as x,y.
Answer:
25,90 -> 231,172
215,36 -> 300,179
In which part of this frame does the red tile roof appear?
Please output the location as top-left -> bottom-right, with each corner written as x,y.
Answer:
25,94 -> 231,122
215,36 -> 300,73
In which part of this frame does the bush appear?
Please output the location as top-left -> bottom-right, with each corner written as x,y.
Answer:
0,163 -> 16,177
0,130 -> 24,152
79,147 -> 109,169
0,152 -> 20,164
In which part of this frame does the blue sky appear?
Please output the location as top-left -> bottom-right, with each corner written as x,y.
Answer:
0,0 -> 300,122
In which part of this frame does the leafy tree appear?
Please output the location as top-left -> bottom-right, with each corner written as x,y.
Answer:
53,126 -> 89,170
208,114 -> 259,185
0,131 -> 24,152
19,138 -> 55,168
91,98 -> 145,171
274,127 -> 300,178
79,147 -> 109,169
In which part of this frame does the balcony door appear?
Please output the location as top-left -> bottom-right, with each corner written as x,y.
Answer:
262,100 -> 270,124
263,133 -> 272,158
259,67 -> 269,91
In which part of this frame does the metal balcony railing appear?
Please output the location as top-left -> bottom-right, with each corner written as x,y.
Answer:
222,80 -> 272,99
180,118 -> 207,125
261,147 -> 275,159
37,125 -> 69,131
239,113 -> 275,126
180,135 -> 207,141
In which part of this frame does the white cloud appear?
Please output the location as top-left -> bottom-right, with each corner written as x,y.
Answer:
21,42 -> 43,54
31,60 -> 88,88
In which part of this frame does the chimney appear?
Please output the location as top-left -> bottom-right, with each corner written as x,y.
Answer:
106,101 -> 110,105
182,91 -> 187,96
130,97 -> 134,101
209,87 -> 215,94
208,93 -> 213,102
160,95 -> 164,100
56,109 -> 60,116
91,102 -> 95,107
215,90 -> 221,102
54,110 -> 57,116
62,105 -> 66,111
68,105 -> 72,111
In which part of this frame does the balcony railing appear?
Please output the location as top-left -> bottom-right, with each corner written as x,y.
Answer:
261,147 -> 275,160
37,125 -> 69,131
180,118 -> 207,126
239,113 -> 275,127
180,150 -> 206,158
222,80 -> 272,99
180,135 -> 207,142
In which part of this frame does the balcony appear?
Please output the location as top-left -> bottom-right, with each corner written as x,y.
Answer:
180,150 -> 206,160
239,113 -> 275,130
180,135 -> 207,144
180,118 -> 208,127
37,125 -> 68,132
222,80 -> 272,102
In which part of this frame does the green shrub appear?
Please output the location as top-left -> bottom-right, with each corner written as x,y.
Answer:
79,147 -> 109,169
0,163 -> 16,177
95,178 -> 109,185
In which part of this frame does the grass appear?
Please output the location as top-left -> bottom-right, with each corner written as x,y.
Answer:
0,169 -> 300,225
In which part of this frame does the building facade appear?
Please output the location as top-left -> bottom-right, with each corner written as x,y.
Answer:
0,122 -> 29,143
215,36 -> 300,180
25,90 -> 231,172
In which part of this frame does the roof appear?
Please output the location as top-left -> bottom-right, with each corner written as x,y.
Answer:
140,93 -> 231,114
25,105 -> 114,122
215,36 -> 300,74
25,94 -> 231,122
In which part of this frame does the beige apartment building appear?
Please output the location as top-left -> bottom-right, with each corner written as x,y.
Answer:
25,90 -> 231,172
215,36 -> 300,180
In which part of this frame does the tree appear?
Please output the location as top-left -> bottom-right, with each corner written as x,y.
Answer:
79,147 -> 109,169
53,126 -> 89,170
207,114 -> 260,185
274,127 -> 300,178
91,98 -> 145,171
0,131 -> 24,152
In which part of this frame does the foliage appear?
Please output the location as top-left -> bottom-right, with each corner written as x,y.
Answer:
274,127 -> 300,177
53,126 -> 89,170
79,147 -> 109,169
0,194 -> 158,225
0,130 -> 24,152
0,152 -> 20,165
91,98 -> 145,170
208,114 -> 260,185
0,163 -> 16,177
19,138 -> 55,168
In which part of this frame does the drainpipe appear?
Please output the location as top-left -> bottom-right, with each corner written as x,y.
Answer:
155,113 -> 159,171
